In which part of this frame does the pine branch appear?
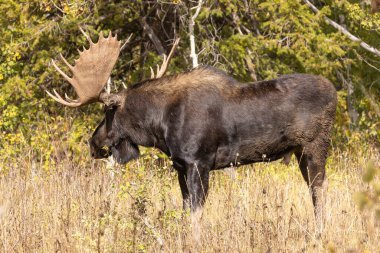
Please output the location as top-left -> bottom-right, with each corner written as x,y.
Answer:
303,0 -> 380,57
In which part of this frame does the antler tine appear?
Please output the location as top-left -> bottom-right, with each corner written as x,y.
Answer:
51,59 -> 73,84
46,89 -> 81,107
64,93 -> 79,103
79,26 -> 93,44
51,89 -> 67,102
150,67 -> 155,79
59,54 -> 74,71
167,38 -> 180,60
156,64 -> 160,77
154,38 -> 180,79
156,55 -> 167,75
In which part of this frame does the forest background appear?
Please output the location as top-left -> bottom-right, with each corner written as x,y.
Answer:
1,0 -> 379,163
0,0 -> 379,252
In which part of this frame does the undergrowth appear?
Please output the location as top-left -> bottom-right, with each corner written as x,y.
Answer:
0,144 -> 379,252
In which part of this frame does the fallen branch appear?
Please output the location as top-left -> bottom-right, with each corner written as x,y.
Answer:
303,0 -> 380,57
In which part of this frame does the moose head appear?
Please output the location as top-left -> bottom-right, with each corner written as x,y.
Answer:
48,30 -> 179,163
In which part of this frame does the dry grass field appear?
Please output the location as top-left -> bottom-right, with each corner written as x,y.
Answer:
0,147 -> 379,252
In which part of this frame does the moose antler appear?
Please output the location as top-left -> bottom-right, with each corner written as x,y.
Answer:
150,38 -> 180,79
48,31 -> 122,107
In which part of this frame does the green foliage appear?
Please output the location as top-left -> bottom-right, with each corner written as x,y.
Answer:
0,0 -> 379,170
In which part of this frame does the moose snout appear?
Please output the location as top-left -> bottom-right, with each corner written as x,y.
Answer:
89,146 -> 107,159
88,138 -> 111,159
91,150 -> 95,158
88,138 -> 101,159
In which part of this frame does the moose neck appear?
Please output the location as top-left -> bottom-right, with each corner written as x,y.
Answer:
117,88 -> 170,155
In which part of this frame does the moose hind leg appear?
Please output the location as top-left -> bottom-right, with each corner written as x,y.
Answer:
295,145 -> 328,235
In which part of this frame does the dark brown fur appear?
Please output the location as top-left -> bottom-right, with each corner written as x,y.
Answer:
89,66 -> 337,228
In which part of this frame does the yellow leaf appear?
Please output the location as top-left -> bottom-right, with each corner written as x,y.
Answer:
63,5 -> 69,13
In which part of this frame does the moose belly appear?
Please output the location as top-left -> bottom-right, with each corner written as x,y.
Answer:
214,132 -> 295,169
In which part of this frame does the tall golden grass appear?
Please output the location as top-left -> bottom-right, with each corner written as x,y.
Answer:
0,147 -> 379,252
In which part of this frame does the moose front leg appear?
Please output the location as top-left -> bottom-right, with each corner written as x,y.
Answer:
187,163 -> 210,211
186,163 -> 210,244
178,171 -> 190,210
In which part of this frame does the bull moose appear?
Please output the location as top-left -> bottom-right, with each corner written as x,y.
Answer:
48,31 -> 337,233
